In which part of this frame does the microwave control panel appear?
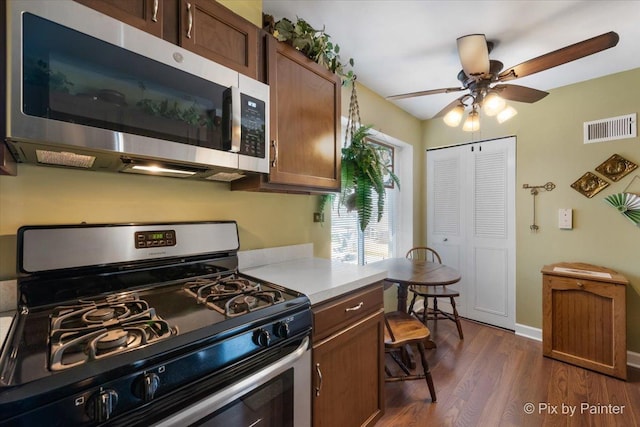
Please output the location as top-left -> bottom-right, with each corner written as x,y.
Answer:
239,94 -> 266,158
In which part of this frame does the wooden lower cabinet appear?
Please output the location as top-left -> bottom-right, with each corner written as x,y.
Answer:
542,262 -> 628,379
311,284 -> 384,427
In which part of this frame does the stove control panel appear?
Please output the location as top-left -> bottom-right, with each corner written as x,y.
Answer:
135,230 -> 176,249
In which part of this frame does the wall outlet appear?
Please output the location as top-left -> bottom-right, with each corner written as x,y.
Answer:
559,208 -> 573,229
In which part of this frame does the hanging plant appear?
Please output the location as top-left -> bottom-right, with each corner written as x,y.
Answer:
340,79 -> 400,231
263,14 -> 355,85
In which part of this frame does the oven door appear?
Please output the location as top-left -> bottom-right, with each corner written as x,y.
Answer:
152,337 -> 311,427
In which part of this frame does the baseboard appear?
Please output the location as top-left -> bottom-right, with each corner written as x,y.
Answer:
514,323 -> 640,369
515,323 -> 542,341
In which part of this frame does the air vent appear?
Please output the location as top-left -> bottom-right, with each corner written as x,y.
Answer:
584,113 -> 636,144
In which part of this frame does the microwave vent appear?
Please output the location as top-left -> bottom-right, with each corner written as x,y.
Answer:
583,113 -> 637,144
36,150 -> 96,168
206,172 -> 246,182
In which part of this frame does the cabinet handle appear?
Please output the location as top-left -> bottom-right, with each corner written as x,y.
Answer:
345,302 -> 363,312
270,140 -> 278,168
152,0 -> 159,22
576,282 -> 584,287
186,3 -> 193,39
315,363 -> 323,397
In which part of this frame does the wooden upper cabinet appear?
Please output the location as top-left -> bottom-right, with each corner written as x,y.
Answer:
177,0 -> 258,79
268,36 -> 341,190
74,0 -> 164,37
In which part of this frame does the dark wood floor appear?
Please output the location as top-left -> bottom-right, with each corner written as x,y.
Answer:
377,318 -> 640,427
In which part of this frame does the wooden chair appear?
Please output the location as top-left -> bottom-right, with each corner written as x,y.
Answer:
406,247 -> 464,339
384,310 -> 436,402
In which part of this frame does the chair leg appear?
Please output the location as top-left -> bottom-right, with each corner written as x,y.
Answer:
432,297 -> 439,323
450,296 -> 464,340
408,293 -> 418,315
416,342 -> 436,402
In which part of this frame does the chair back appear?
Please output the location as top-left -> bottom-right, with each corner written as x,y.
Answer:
406,247 -> 441,263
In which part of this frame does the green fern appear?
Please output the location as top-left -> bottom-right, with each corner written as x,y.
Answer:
340,125 -> 400,231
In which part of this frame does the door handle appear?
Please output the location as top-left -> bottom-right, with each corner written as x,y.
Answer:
270,140 -> 278,168
186,3 -> 193,39
315,363 -> 323,397
152,0 -> 159,22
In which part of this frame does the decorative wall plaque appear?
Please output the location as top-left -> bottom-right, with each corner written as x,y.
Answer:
595,154 -> 637,182
570,172 -> 609,198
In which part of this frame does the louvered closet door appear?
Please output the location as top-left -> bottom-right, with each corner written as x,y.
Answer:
427,137 -> 515,330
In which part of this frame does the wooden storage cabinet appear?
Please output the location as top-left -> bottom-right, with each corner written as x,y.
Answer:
542,262 -> 628,379
74,0 -> 258,78
311,284 -> 384,427
74,0 -> 164,37
232,35 -> 341,193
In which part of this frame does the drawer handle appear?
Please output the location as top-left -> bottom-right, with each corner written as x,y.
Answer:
345,302 -> 364,312
576,282 -> 584,287
186,2 -> 193,39
315,363 -> 323,397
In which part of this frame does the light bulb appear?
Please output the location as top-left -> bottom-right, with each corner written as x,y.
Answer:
497,105 -> 518,123
462,110 -> 480,132
483,92 -> 506,116
443,104 -> 465,127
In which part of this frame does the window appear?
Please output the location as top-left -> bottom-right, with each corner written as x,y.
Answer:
330,126 -> 412,266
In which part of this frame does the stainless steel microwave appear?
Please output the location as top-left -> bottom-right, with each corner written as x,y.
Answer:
5,0 -> 269,181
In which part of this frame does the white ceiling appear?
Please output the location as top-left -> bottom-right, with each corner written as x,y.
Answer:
262,0 -> 640,120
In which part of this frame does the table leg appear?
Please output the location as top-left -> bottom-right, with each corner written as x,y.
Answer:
397,284 -> 408,313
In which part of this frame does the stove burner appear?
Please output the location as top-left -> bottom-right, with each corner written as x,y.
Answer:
183,275 -> 285,316
49,296 -> 176,371
96,329 -> 130,350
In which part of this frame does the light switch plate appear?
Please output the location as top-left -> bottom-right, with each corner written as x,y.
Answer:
559,208 -> 573,229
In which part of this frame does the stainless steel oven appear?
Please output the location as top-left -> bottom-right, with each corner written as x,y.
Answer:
154,337 -> 311,427
0,222 -> 311,427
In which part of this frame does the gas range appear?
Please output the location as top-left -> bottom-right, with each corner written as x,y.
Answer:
0,222 -> 311,426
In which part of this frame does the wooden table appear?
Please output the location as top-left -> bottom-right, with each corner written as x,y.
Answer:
371,258 -> 461,312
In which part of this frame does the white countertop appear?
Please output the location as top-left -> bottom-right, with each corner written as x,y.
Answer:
242,258 -> 388,305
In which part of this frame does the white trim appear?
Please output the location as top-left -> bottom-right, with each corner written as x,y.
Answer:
628,350 -> 640,369
515,323 -> 542,341
514,324 -> 640,368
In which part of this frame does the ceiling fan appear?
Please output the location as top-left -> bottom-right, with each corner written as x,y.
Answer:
387,31 -> 620,130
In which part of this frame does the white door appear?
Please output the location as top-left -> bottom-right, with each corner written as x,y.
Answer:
426,137 -> 516,330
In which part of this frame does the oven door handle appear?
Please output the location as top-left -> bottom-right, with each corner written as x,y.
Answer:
152,336 -> 310,427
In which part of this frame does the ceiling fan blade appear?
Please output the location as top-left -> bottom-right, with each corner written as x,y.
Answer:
494,84 -> 549,103
498,31 -> 619,82
386,87 -> 465,101
457,34 -> 490,78
434,97 -> 465,118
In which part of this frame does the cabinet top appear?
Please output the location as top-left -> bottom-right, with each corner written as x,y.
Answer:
541,262 -> 629,285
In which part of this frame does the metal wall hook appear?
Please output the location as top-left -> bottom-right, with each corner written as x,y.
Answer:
522,182 -> 555,232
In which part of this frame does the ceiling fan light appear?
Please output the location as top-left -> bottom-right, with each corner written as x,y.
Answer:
497,105 -> 518,123
483,92 -> 506,116
462,110 -> 480,132
443,105 -> 465,127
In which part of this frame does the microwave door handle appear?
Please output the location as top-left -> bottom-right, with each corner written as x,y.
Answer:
229,86 -> 241,152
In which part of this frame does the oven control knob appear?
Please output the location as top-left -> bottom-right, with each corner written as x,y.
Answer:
254,328 -> 271,347
86,388 -> 119,422
274,321 -> 290,338
133,372 -> 160,402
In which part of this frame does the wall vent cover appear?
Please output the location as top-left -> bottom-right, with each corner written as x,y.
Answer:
584,113 -> 636,144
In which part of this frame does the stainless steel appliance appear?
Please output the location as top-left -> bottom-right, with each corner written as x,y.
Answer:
0,222 -> 311,426
5,0 -> 269,181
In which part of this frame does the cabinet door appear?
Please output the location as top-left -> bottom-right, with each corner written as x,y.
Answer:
312,311 -> 384,427
266,36 -> 341,190
178,0 -> 258,79
74,0 -> 163,37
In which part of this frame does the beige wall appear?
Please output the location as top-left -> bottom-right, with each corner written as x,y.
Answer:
422,67 -> 640,352
217,0 -> 263,27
